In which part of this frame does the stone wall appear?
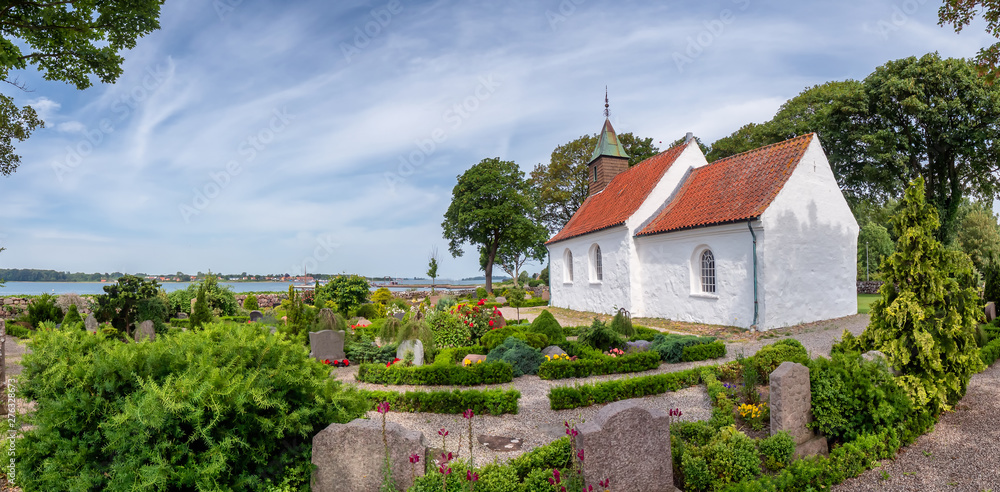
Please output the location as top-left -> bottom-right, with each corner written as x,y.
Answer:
235,293 -> 287,309
856,281 -> 883,294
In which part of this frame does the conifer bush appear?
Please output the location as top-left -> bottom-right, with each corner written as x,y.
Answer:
527,309 -> 565,345
16,322 -> 368,491
860,177 -> 984,415
243,294 -> 259,311
61,303 -> 82,326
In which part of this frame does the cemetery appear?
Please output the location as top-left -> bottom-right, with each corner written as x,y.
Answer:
2,176 -> 1000,491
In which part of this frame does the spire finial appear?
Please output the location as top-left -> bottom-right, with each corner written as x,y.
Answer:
604,86 -> 610,119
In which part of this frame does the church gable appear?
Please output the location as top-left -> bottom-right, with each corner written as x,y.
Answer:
635,134 -> 813,237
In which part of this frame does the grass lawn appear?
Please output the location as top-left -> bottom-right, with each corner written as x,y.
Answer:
858,294 -> 879,314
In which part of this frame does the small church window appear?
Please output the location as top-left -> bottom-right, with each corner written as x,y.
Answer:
564,250 -> 574,282
592,166 -> 597,183
593,245 -> 603,281
701,250 -> 716,293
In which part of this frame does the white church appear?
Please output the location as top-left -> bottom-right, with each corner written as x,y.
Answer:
545,115 -> 858,331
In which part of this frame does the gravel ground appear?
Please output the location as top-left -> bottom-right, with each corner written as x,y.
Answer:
334,314 -> 871,464
833,361 -> 1000,492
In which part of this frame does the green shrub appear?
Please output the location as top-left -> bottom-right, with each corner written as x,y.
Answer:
169,318 -> 190,329
359,387 -> 519,415
6,323 -> 32,339
486,337 -> 545,377
578,318 -> 623,352
982,336 -> 1000,366
649,333 -> 717,363
527,309 -> 565,345
630,325 -> 661,341
16,322 -> 368,491
807,352 -> 912,443
353,302 -> 379,320
27,293 -> 62,327
686,425 -> 761,490
345,335 -> 396,364
435,296 -> 458,312
394,319 -> 435,351
759,431 -> 795,471
509,437 -> 572,481
432,345 -> 486,366
378,316 -> 402,342
426,309 -> 471,348
220,315 -> 250,323
475,286 -> 488,299
753,339 -> 809,382
481,326 -> 524,351
242,294 -> 259,311
609,309 -> 635,337
548,367 -> 703,410
683,341 -> 727,361
61,304 -> 82,326
355,360 -> 514,385
537,351 -> 660,379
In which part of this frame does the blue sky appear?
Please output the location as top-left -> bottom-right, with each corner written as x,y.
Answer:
0,0 -> 993,279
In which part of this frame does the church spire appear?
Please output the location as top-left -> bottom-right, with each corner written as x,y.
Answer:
587,89 -> 631,196
604,86 -> 610,119
590,89 -> 629,162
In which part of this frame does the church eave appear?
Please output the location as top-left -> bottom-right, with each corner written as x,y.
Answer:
545,222 -> 627,246
634,216 -> 760,238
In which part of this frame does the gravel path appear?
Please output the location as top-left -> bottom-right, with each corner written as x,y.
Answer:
833,361 -> 1000,492
335,314 -> 870,464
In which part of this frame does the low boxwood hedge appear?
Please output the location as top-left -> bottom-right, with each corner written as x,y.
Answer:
356,360 -> 513,385
683,340 -> 727,362
547,367 -> 705,410
537,351 -> 661,380
359,388 -> 520,415
981,336 -> 1000,367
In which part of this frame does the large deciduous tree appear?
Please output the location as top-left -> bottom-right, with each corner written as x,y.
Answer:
939,0 -> 1000,81
707,54 -> 1000,244
530,132 -> 659,235
443,157 -> 547,294
0,0 -> 164,176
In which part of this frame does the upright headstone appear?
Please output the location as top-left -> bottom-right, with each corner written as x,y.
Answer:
312,418 -> 425,492
85,314 -> 98,333
770,362 -> 828,458
309,330 -> 345,361
541,288 -> 551,301
190,298 -> 197,312
429,295 -> 442,308
396,339 -> 424,366
987,302 -> 996,323
392,311 -> 405,321
175,312 -> 189,319
135,320 -> 156,342
249,310 -> 264,322
494,296 -> 507,305
574,399 -> 678,492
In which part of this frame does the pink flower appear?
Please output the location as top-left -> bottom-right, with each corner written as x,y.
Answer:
466,470 -> 478,482
377,401 -> 390,414
463,409 -> 474,419
577,449 -> 585,462
438,428 -> 449,437
409,453 -> 420,464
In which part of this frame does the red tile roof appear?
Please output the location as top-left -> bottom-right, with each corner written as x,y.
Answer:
546,143 -> 687,245
636,133 -> 813,236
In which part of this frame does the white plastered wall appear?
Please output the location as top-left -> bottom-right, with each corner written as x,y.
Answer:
547,226 -> 632,314
758,136 -> 859,329
635,222 -> 757,327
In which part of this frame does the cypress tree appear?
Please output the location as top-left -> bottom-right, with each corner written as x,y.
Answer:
862,176 -> 984,415
190,284 -> 212,329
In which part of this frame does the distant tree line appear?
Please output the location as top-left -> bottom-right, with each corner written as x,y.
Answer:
0,269 -> 125,282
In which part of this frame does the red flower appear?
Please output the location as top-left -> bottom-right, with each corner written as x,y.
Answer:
488,320 -> 494,327
323,359 -> 331,365
477,299 -> 485,306
342,359 -> 350,366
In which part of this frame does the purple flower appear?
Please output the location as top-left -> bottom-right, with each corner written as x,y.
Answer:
466,470 -> 479,482
463,409 -> 475,419
409,453 -> 420,464
377,401 -> 390,414
577,448 -> 585,462
439,428 -> 449,437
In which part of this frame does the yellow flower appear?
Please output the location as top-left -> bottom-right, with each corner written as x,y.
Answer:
545,355 -> 551,361
463,359 -> 471,366
477,359 -> 482,364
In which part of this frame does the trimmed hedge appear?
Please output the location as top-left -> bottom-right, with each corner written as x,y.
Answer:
651,334 -> 718,363
359,388 -> 520,415
629,326 -> 662,341
683,341 -> 727,362
981,336 -> 1000,367
221,315 -> 250,323
169,318 -> 190,328
355,360 -> 514,385
548,367 -> 704,410
537,351 -> 661,380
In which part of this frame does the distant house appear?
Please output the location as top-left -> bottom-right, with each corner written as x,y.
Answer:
545,117 -> 858,331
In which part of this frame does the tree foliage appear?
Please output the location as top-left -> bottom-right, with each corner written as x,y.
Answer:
0,0 -> 164,176
92,274 -> 161,336
443,157 -> 548,294
939,0 -> 1000,82
857,222 -> 894,281
708,54 -> 1000,244
189,283 -> 213,330
316,274 -> 370,316
955,202 -> 1000,274
427,246 -> 439,292
166,273 -> 238,316
860,177 -> 984,415
529,133 -> 660,234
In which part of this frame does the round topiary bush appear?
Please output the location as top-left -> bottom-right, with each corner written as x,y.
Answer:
243,294 -> 259,311
17,322 -> 369,491
753,339 -> 809,382
527,309 -> 565,345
